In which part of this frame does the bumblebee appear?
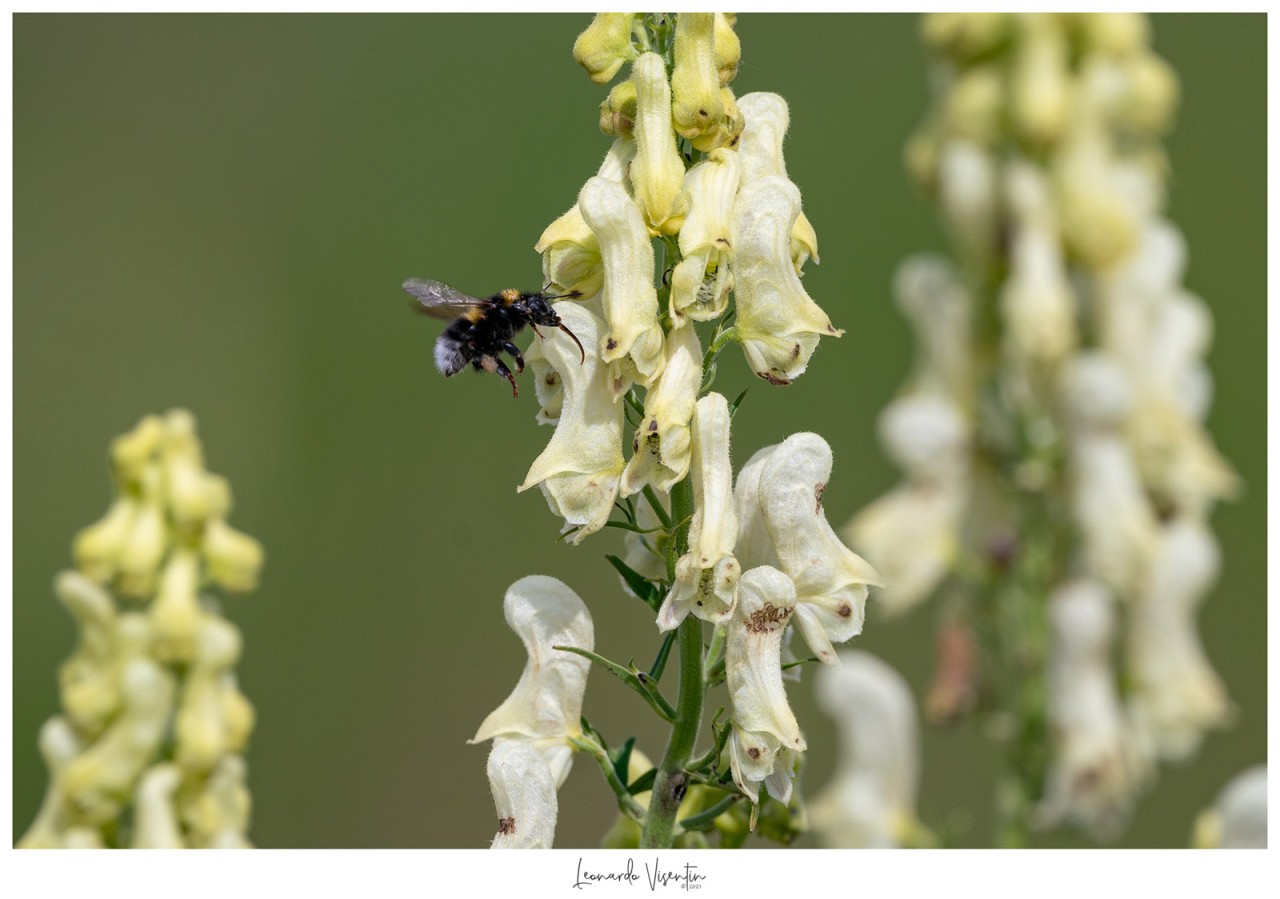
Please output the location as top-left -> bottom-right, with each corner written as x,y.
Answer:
403,278 -> 585,397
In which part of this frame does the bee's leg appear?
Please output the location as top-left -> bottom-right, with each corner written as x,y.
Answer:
501,341 -> 525,374
494,358 -> 519,398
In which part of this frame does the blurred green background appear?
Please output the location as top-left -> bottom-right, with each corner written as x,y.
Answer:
13,14 -> 1265,848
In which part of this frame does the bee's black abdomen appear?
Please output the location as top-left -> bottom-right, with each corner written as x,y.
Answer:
434,321 -> 471,376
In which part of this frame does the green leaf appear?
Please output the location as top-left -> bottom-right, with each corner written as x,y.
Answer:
606,554 -> 663,611
679,792 -> 741,832
555,645 -> 677,721
627,767 -> 657,796
647,630 -> 677,682
728,387 -> 750,418
611,736 -> 636,787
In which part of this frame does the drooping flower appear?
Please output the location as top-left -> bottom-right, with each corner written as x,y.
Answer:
736,433 -> 882,664
735,92 -> 819,269
576,175 -> 665,390
1192,765 -> 1267,849
670,12 -> 724,143
535,139 -> 636,300
131,764 -> 184,848
810,651 -> 922,848
471,575 -> 594,849
657,393 -> 740,631
725,565 -> 806,805
1126,517 -> 1232,762
670,148 -> 741,326
1035,580 -> 1146,838
892,254 -> 972,401
620,323 -> 702,496
844,394 -> 967,616
519,303 -> 626,543
731,177 -> 842,385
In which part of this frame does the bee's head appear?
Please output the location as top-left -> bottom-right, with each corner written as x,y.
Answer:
525,289 -> 581,327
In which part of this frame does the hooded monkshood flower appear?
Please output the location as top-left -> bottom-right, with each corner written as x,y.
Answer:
1192,765 -> 1267,849
725,565 -> 806,805
630,52 -> 689,236
735,92 -> 819,270
732,177 -> 842,385
843,393 -> 968,616
471,576 -> 594,848
657,393 -> 740,631
892,254 -> 973,402
670,148 -> 741,326
1127,516 -> 1232,762
536,139 -> 635,300
810,651 -> 922,848
576,175 -> 665,391
1035,580 -> 1146,839
1060,352 -> 1158,599
519,304 -> 625,543
736,433 -> 882,664
620,322 -> 702,496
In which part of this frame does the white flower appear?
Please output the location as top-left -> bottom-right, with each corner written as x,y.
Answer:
1001,160 -> 1077,365
180,754 -> 253,848
936,139 -> 998,260
1192,766 -> 1267,849
631,52 -> 688,236
519,303 -> 626,543
736,433 -> 882,664
471,576 -> 593,788
18,717 -> 85,848
657,393 -> 740,630
893,254 -> 972,401
486,739 -> 559,849
1035,580 -> 1146,838
670,149 -> 741,325
1127,517 -> 1232,762
725,565 -> 805,805
844,395 -> 968,616
472,576 -> 593,849
577,175 -> 665,389
536,139 -> 636,299
131,764 -> 185,848
1060,352 -> 1158,598
620,323 -> 702,496
735,92 -> 819,270
810,651 -> 921,848
732,177 -> 842,385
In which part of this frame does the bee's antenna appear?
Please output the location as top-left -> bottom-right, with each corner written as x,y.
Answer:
542,287 -> 583,301
558,322 -> 587,365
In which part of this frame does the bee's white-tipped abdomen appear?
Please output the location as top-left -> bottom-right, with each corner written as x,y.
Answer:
435,336 -> 466,376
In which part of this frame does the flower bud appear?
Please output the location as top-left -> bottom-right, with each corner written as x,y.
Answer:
55,571 -> 121,736
713,13 -> 741,84
17,717 -> 85,848
631,52 -> 689,235
202,518 -> 265,593
671,13 -> 724,141
599,79 -> 637,137
176,614 -> 244,772
572,13 -> 637,84
131,764 -> 185,848
181,754 -> 253,848
73,495 -> 138,585
149,548 -> 202,663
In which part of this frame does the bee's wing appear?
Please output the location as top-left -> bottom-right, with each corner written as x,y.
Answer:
403,278 -> 489,320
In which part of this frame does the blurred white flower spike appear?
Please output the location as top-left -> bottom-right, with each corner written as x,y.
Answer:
1193,765 -> 1267,849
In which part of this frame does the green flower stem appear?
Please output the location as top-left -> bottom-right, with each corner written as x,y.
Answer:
571,734 -> 648,823
641,475 -> 705,848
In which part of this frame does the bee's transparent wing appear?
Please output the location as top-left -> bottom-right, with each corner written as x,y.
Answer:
403,278 -> 489,320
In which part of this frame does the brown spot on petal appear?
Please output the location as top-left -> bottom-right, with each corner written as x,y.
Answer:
758,370 -> 790,386
648,419 -> 659,432
606,337 -> 618,351
836,603 -> 852,618
498,816 -> 516,835
791,343 -> 801,360
815,482 -> 826,513
745,602 -> 792,633
747,747 -> 761,760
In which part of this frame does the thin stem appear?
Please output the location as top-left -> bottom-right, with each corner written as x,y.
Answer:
640,475 -> 704,848
641,484 -> 674,530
